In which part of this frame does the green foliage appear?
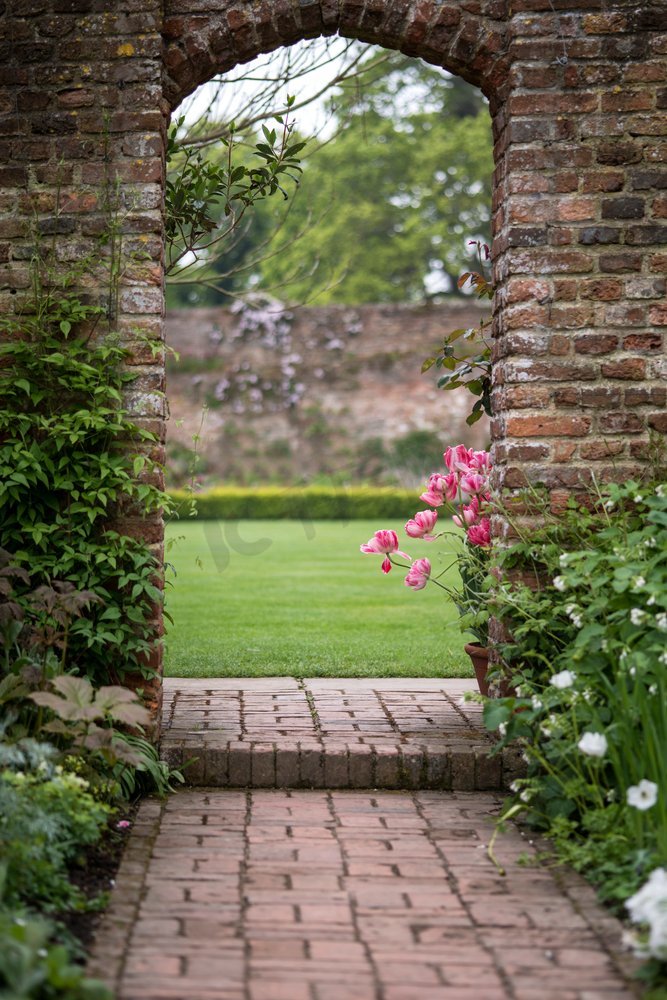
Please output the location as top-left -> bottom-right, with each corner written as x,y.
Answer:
0,911 -> 112,1000
0,271 -> 168,686
255,55 -> 492,304
422,241 -> 493,425
110,732 -> 184,799
166,102 -> 305,279
0,766 -> 111,914
31,675 -> 150,764
168,485 -> 418,521
484,477 -> 667,985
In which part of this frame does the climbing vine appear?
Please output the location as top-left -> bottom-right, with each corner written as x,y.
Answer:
0,258 -> 167,685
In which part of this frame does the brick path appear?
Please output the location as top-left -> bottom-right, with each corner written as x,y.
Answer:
88,680 -> 640,999
160,678 -> 523,790
90,789 -> 639,1000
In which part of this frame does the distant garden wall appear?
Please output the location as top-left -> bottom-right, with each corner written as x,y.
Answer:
1,0 -> 666,711
164,301 -> 490,486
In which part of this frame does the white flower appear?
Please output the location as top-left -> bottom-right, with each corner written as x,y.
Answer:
550,669 -> 576,689
553,576 -> 567,591
633,576 -> 646,589
630,608 -> 646,626
559,553 -> 569,567
605,499 -> 615,511
660,652 -> 667,666
627,780 -> 659,811
626,868 -> 667,926
656,612 -> 667,632
649,684 -> 658,696
648,910 -> 667,961
498,722 -> 507,737
520,789 -> 533,803
635,495 -> 643,503
648,595 -> 656,606
578,732 -> 608,757
509,781 -> 521,793
656,484 -> 665,498
606,788 -> 617,803
531,696 -> 543,710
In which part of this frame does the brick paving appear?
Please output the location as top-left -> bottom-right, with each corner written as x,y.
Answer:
160,678 -> 524,790
89,788 -> 640,1000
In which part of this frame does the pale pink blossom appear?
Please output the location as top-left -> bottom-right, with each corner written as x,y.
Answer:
468,450 -> 492,472
420,488 -> 444,507
404,558 -> 431,590
360,530 -> 410,572
460,472 -> 487,495
420,472 -> 456,507
442,472 -> 458,501
405,510 -> 438,539
444,445 -> 472,473
467,517 -> 491,547
420,474 -> 446,506
453,497 -> 481,528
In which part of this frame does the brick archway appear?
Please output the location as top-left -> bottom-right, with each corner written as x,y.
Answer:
1,1 -> 665,718
161,2 -> 510,111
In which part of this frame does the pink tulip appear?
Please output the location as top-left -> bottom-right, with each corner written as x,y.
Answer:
468,450 -> 492,472
360,529 -> 410,573
405,510 -> 438,539
453,498 -> 480,528
460,472 -> 486,495
420,488 -> 444,507
444,445 -> 472,473
467,517 -> 491,547
443,472 -> 458,501
404,558 -> 431,590
420,472 -> 454,508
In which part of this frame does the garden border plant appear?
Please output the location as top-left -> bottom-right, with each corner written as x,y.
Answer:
478,471 -> 667,993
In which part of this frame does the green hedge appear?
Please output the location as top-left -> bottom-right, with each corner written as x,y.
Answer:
167,486 -> 419,521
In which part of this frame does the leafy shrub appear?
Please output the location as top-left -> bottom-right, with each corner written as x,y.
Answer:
0,911 -> 112,1000
483,479 -> 667,987
0,279 -> 169,687
168,485 -> 418,520
0,767 -> 111,913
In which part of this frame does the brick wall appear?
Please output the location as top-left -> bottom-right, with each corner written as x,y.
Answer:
2,0 -> 665,709
164,301 -> 490,485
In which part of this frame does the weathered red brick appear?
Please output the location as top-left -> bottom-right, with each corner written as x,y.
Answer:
601,359 -> 647,379
574,333 -> 619,355
506,415 -> 592,438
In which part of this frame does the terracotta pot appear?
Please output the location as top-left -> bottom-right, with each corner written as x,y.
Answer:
464,642 -> 490,696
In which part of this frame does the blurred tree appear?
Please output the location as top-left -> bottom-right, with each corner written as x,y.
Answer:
166,47 -> 493,307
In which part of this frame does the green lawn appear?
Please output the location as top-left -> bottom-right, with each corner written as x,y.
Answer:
164,520 -> 472,678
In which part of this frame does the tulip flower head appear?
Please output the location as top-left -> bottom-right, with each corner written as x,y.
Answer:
360,530 -> 410,574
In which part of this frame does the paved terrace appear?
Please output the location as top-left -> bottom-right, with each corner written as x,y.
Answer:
159,678 -> 524,791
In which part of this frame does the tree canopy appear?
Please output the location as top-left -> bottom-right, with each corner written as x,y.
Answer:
167,51 -> 493,308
